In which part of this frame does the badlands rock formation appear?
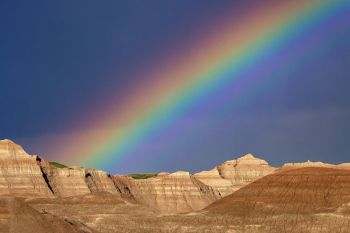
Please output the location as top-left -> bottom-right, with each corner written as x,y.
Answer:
194,154 -> 275,197
114,154 -> 277,213
2,139 -> 350,232
0,139 -> 222,213
84,168 -> 120,194
282,160 -> 350,170
113,171 -> 218,213
38,159 -> 91,197
27,167 -> 350,233
0,196 -> 96,233
205,167 -> 350,233
0,139 -> 53,197
38,158 -> 120,197
0,139 -> 281,213
0,139 -> 122,199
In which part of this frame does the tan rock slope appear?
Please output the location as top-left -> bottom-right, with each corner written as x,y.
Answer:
112,153 -> 276,213
0,139 -> 279,213
113,171 -> 218,213
38,160 -> 91,197
0,196 -> 96,233
27,192 -> 156,233
205,167 -> 350,233
38,159 -> 120,197
282,160 -> 350,170
27,167 -> 350,233
0,139 -> 225,213
0,139 -> 121,199
0,140 -> 53,197
2,139 -> 350,232
194,153 -> 275,197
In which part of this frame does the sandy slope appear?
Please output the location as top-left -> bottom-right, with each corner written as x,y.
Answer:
0,196 -> 96,233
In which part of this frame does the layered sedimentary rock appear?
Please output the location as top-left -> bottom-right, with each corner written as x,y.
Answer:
38,160 -> 120,197
0,140 -> 278,214
205,167 -> 350,233
26,167 -> 350,233
0,139 -> 31,158
38,160 -> 91,197
193,168 -> 233,197
282,160 -> 350,170
110,175 -> 136,201
0,196 -> 96,233
0,139 -> 53,197
0,139 -> 121,198
84,168 -> 120,194
194,154 -> 275,197
113,171 -> 218,213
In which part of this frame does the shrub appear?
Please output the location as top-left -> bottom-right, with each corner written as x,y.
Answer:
127,173 -> 157,179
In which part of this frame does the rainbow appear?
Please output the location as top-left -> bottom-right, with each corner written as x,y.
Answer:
52,1 -> 348,170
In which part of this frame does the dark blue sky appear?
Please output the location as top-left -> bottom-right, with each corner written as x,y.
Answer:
1,1 -> 350,173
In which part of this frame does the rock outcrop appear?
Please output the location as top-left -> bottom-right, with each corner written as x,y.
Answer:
37,159 -> 91,197
0,139 -> 31,158
205,167 -> 350,233
3,138 -> 350,232
113,171 -> 218,213
282,160 -> 350,170
38,160 -> 121,197
0,140 -> 277,213
84,169 -> 120,194
0,196 -> 96,233
26,167 -> 350,233
0,139 -> 121,198
0,139 -> 53,197
193,167 -> 233,197
194,154 -> 275,197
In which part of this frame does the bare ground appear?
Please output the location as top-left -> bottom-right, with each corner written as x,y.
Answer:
3,167 -> 350,233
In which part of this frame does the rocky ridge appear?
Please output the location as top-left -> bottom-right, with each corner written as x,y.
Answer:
281,160 -> 350,170
194,153 -> 275,197
204,167 -> 350,233
2,139 -> 348,215
2,139 -> 350,232
0,140 -> 53,197
0,139 -> 223,213
113,171 -> 218,213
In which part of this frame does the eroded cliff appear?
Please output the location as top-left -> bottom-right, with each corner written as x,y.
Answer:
0,140 -> 53,197
113,171 -> 218,213
194,154 -> 275,197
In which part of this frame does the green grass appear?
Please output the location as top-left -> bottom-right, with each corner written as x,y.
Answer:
49,162 -> 67,168
127,173 -> 157,179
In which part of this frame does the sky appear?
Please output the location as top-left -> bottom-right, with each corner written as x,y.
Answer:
1,1 -> 350,174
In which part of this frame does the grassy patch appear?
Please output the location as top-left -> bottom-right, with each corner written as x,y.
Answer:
127,173 -> 157,179
49,162 -> 67,168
